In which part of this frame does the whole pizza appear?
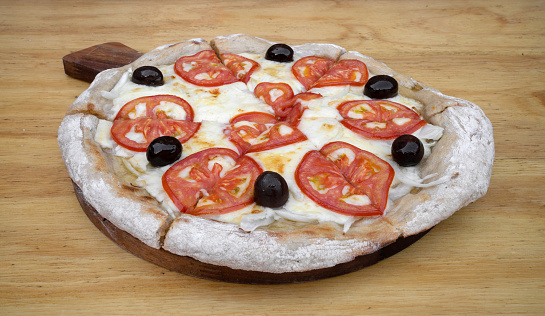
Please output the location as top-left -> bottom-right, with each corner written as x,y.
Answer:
58,34 -> 494,279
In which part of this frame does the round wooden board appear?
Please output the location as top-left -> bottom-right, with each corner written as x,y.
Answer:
73,181 -> 431,284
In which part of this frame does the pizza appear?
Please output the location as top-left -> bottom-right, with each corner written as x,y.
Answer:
58,34 -> 494,275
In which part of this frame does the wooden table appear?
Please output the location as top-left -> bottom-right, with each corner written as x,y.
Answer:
1,0 -> 544,314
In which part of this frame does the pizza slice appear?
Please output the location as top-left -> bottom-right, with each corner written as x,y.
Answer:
60,38 -> 272,248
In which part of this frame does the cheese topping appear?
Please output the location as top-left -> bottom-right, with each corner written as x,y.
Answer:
277,124 -> 293,136
128,102 -> 147,119
346,103 -> 374,119
125,126 -> 147,143
341,194 -> 371,206
177,166 -> 196,182
207,155 -> 236,178
182,62 -> 196,72
268,88 -> 285,102
229,174 -> 252,198
154,101 -> 187,120
95,53 -> 446,233
238,53 -> 306,94
365,122 -> 387,129
328,148 -> 356,165
392,117 -> 412,126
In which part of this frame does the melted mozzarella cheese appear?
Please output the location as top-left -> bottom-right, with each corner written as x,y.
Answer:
277,124 -> 293,136
238,53 -> 306,94
95,120 -> 115,149
297,117 -> 343,148
181,120 -> 239,156
245,141 -> 357,229
393,117 -> 412,126
269,88 -> 284,102
341,194 -> 371,206
176,166 -> 196,182
95,55 -> 445,232
134,165 -> 180,218
128,102 -> 147,119
207,155 -> 236,178
125,126 -> 147,143
107,65 -> 274,124
154,101 -> 187,120
328,148 -> 356,164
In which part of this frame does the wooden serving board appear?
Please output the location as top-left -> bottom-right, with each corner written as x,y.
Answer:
63,42 -> 143,82
64,43 -> 431,284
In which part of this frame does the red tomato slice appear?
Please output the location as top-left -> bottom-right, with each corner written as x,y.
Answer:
320,142 -> 394,213
191,156 -> 263,215
174,50 -> 239,87
311,59 -> 369,89
254,82 -> 295,119
295,141 -> 394,216
227,112 -> 307,153
248,122 -> 308,153
221,53 -> 260,84
111,95 -> 200,152
283,92 -> 323,126
337,100 -> 426,139
162,148 -> 240,213
292,56 -> 334,90
227,112 -> 277,153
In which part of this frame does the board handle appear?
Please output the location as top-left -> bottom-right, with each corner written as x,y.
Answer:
62,42 -> 143,83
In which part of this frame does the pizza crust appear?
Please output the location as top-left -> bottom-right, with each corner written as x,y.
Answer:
58,34 -> 494,273
212,33 -> 346,61
58,114 -> 171,248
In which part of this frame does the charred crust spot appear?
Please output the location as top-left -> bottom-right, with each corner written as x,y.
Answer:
138,195 -> 156,202
121,184 -> 141,193
411,83 -> 423,92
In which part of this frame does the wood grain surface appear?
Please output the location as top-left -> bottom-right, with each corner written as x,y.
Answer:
1,0 -> 544,314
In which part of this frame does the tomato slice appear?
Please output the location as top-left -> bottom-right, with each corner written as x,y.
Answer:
311,59 -> 369,89
254,82 -> 295,119
111,95 -> 200,152
283,92 -> 323,126
248,122 -> 308,153
337,100 -> 426,139
174,50 -> 239,87
295,141 -> 394,216
291,56 -> 334,90
162,148 -> 240,213
227,112 -> 277,153
227,112 -> 307,153
220,53 -> 260,84
191,156 -> 263,215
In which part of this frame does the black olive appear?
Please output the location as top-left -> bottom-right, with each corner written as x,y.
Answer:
254,171 -> 289,208
132,66 -> 164,86
391,134 -> 424,167
146,136 -> 182,167
265,44 -> 294,63
364,75 -> 398,99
